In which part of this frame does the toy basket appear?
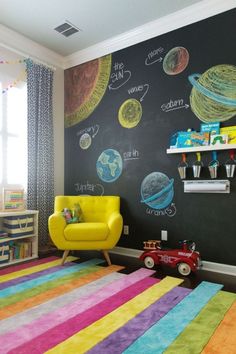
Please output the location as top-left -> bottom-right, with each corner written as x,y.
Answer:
3,216 -> 34,237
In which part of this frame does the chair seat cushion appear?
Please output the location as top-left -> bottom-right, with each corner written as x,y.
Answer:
64,222 -> 109,241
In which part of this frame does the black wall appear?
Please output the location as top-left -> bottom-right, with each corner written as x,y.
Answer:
64,9 -> 236,265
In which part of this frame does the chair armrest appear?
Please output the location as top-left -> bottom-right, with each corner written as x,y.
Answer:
107,211 -> 123,247
48,212 -> 67,249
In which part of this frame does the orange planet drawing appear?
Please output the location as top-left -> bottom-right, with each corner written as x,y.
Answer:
65,54 -> 112,127
163,47 -> 189,75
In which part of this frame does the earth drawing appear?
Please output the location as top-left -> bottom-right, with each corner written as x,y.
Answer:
96,149 -> 123,183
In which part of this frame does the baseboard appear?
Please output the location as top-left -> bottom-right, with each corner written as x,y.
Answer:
110,246 -> 236,277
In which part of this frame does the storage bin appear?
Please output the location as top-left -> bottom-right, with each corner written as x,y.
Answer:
3,216 -> 34,237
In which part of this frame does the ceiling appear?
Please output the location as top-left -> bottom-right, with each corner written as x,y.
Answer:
0,0 -> 204,57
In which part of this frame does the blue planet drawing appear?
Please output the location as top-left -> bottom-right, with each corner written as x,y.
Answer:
141,172 -> 174,210
96,149 -> 123,183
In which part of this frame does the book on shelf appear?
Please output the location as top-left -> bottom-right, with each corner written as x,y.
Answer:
9,240 -> 32,260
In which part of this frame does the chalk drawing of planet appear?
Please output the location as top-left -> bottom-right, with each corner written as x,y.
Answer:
163,47 -> 189,75
79,133 -> 92,149
64,54 -> 111,128
141,172 -> 174,210
189,64 -> 236,123
118,98 -> 142,128
96,149 -> 123,183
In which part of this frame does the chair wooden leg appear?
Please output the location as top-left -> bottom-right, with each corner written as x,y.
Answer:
61,250 -> 70,265
102,250 -> 111,266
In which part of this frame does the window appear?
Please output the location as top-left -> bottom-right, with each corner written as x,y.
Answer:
0,82 -> 27,191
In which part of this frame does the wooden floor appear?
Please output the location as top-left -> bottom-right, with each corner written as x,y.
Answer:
109,253 -> 236,293
39,248 -> 236,293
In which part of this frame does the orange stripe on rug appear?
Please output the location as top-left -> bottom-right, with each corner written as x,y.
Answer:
0,265 -> 123,320
201,300 -> 236,354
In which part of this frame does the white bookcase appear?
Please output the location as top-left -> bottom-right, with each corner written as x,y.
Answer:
0,210 -> 38,268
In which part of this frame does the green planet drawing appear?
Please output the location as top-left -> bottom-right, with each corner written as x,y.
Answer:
189,64 -> 236,123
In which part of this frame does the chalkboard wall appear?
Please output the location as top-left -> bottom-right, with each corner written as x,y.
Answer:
64,9 -> 236,265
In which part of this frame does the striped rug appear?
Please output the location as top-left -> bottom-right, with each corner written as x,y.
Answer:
0,256 -> 235,354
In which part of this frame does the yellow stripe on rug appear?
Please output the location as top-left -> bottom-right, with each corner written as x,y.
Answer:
201,300 -> 236,354
46,276 -> 183,354
0,256 -> 78,283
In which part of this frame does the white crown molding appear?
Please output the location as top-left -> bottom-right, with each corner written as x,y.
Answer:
111,247 -> 236,276
0,24 -> 64,69
63,0 -> 236,69
1,0 -> 235,69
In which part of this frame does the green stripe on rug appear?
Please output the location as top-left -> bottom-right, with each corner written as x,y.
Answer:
0,265 -> 100,309
164,290 -> 236,354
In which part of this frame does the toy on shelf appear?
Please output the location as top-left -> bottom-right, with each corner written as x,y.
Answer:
140,239 -> 202,276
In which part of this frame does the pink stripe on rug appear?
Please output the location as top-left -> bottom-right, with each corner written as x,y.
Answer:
10,277 -> 158,354
0,268 -> 156,353
0,257 -> 59,276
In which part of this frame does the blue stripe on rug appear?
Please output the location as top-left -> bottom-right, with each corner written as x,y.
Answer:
0,259 -> 103,298
124,281 -> 223,354
88,286 -> 191,354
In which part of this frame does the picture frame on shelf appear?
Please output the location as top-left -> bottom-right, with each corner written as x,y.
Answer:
2,189 -> 25,211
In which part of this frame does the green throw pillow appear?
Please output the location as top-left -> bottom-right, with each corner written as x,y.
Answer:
62,203 -> 84,224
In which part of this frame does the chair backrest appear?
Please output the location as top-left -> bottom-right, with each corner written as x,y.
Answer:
54,196 -> 120,222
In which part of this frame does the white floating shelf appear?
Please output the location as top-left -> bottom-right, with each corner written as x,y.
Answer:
166,144 -> 236,154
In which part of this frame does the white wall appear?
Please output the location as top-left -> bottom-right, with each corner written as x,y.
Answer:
0,25 -> 65,195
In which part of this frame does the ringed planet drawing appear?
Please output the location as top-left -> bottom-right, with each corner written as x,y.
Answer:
141,172 -> 174,210
189,64 -> 236,123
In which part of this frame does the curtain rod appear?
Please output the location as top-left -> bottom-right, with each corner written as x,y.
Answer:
0,43 -> 57,71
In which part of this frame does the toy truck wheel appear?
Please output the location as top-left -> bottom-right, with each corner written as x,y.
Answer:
144,256 -> 155,269
177,262 -> 191,276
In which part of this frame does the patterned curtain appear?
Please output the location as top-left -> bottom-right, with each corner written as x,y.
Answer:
26,59 -> 54,246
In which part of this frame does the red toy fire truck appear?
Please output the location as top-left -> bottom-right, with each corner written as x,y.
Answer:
140,239 -> 202,276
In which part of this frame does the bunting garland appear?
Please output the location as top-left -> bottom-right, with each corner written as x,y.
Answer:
0,57 -> 26,94
0,58 -> 26,65
1,69 -> 27,94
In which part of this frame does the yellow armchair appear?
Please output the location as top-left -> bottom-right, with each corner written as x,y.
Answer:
48,195 -> 123,265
